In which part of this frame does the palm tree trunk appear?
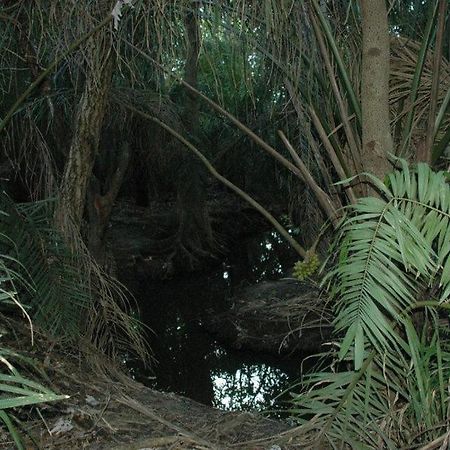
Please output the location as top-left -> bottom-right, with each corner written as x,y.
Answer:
360,0 -> 393,180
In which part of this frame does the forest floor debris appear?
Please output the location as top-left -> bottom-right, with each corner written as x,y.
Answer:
0,315 -> 310,449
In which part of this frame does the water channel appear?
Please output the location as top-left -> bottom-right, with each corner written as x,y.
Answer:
125,229 -> 310,415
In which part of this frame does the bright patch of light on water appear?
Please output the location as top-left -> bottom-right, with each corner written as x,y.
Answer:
214,347 -> 227,358
211,364 -> 289,411
270,231 -> 283,243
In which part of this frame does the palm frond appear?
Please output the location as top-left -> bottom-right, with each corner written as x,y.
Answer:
0,193 -> 149,366
0,198 -> 67,449
327,161 -> 450,369
0,195 -> 91,338
293,316 -> 450,445
291,161 -> 450,446
390,35 -> 450,158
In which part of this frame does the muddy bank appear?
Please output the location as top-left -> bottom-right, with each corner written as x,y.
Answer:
203,279 -> 333,355
0,316 -> 309,450
29,376 -> 300,449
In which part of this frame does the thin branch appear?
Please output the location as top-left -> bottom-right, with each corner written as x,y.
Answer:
308,138 -> 344,210
310,13 -> 361,170
417,430 -> 450,450
309,107 -> 358,205
118,101 -> 307,259
122,39 -> 307,183
278,131 -> 340,228
284,81 -> 328,179
311,0 -> 362,124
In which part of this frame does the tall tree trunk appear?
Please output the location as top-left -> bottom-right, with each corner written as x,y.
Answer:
55,26 -> 113,233
183,5 -> 201,133
360,0 -> 393,180
174,2 -> 215,267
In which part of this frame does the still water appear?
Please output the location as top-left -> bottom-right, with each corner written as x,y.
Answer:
126,230 -> 307,414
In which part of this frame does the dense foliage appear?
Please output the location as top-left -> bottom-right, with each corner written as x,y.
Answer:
0,0 -> 449,447
292,161 -> 450,447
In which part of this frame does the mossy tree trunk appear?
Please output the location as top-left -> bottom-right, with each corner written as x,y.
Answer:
55,24 -> 114,236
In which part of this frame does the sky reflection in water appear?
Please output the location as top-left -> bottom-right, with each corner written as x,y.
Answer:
127,229 -> 302,414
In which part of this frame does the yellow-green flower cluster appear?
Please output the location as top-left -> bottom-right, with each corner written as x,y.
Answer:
293,251 -> 320,280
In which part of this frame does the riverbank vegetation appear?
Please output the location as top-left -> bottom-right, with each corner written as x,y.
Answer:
1,0 -> 450,448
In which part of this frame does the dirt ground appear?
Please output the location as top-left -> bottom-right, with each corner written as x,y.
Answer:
0,316 -> 311,450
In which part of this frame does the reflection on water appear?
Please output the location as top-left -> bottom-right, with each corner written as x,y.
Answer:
227,228 -> 299,284
124,229 -> 303,414
212,363 -> 290,411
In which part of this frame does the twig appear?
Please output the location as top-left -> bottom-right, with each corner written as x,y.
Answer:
36,407 -> 52,435
116,394 -> 221,450
89,394 -> 112,431
284,79 -> 342,208
229,423 -> 313,448
110,435 -> 183,450
417,430 -> 450,450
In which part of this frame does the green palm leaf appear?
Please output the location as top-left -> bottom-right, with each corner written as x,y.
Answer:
292,161 -> 450,446
0,198 -> 68,449
329,161 -> 450,370
0,373 -> 67,410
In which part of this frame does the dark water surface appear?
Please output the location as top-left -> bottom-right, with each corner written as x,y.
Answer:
125,230 -> 308,414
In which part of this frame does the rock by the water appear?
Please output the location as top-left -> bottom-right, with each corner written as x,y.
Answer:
203,278 -> 333,355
